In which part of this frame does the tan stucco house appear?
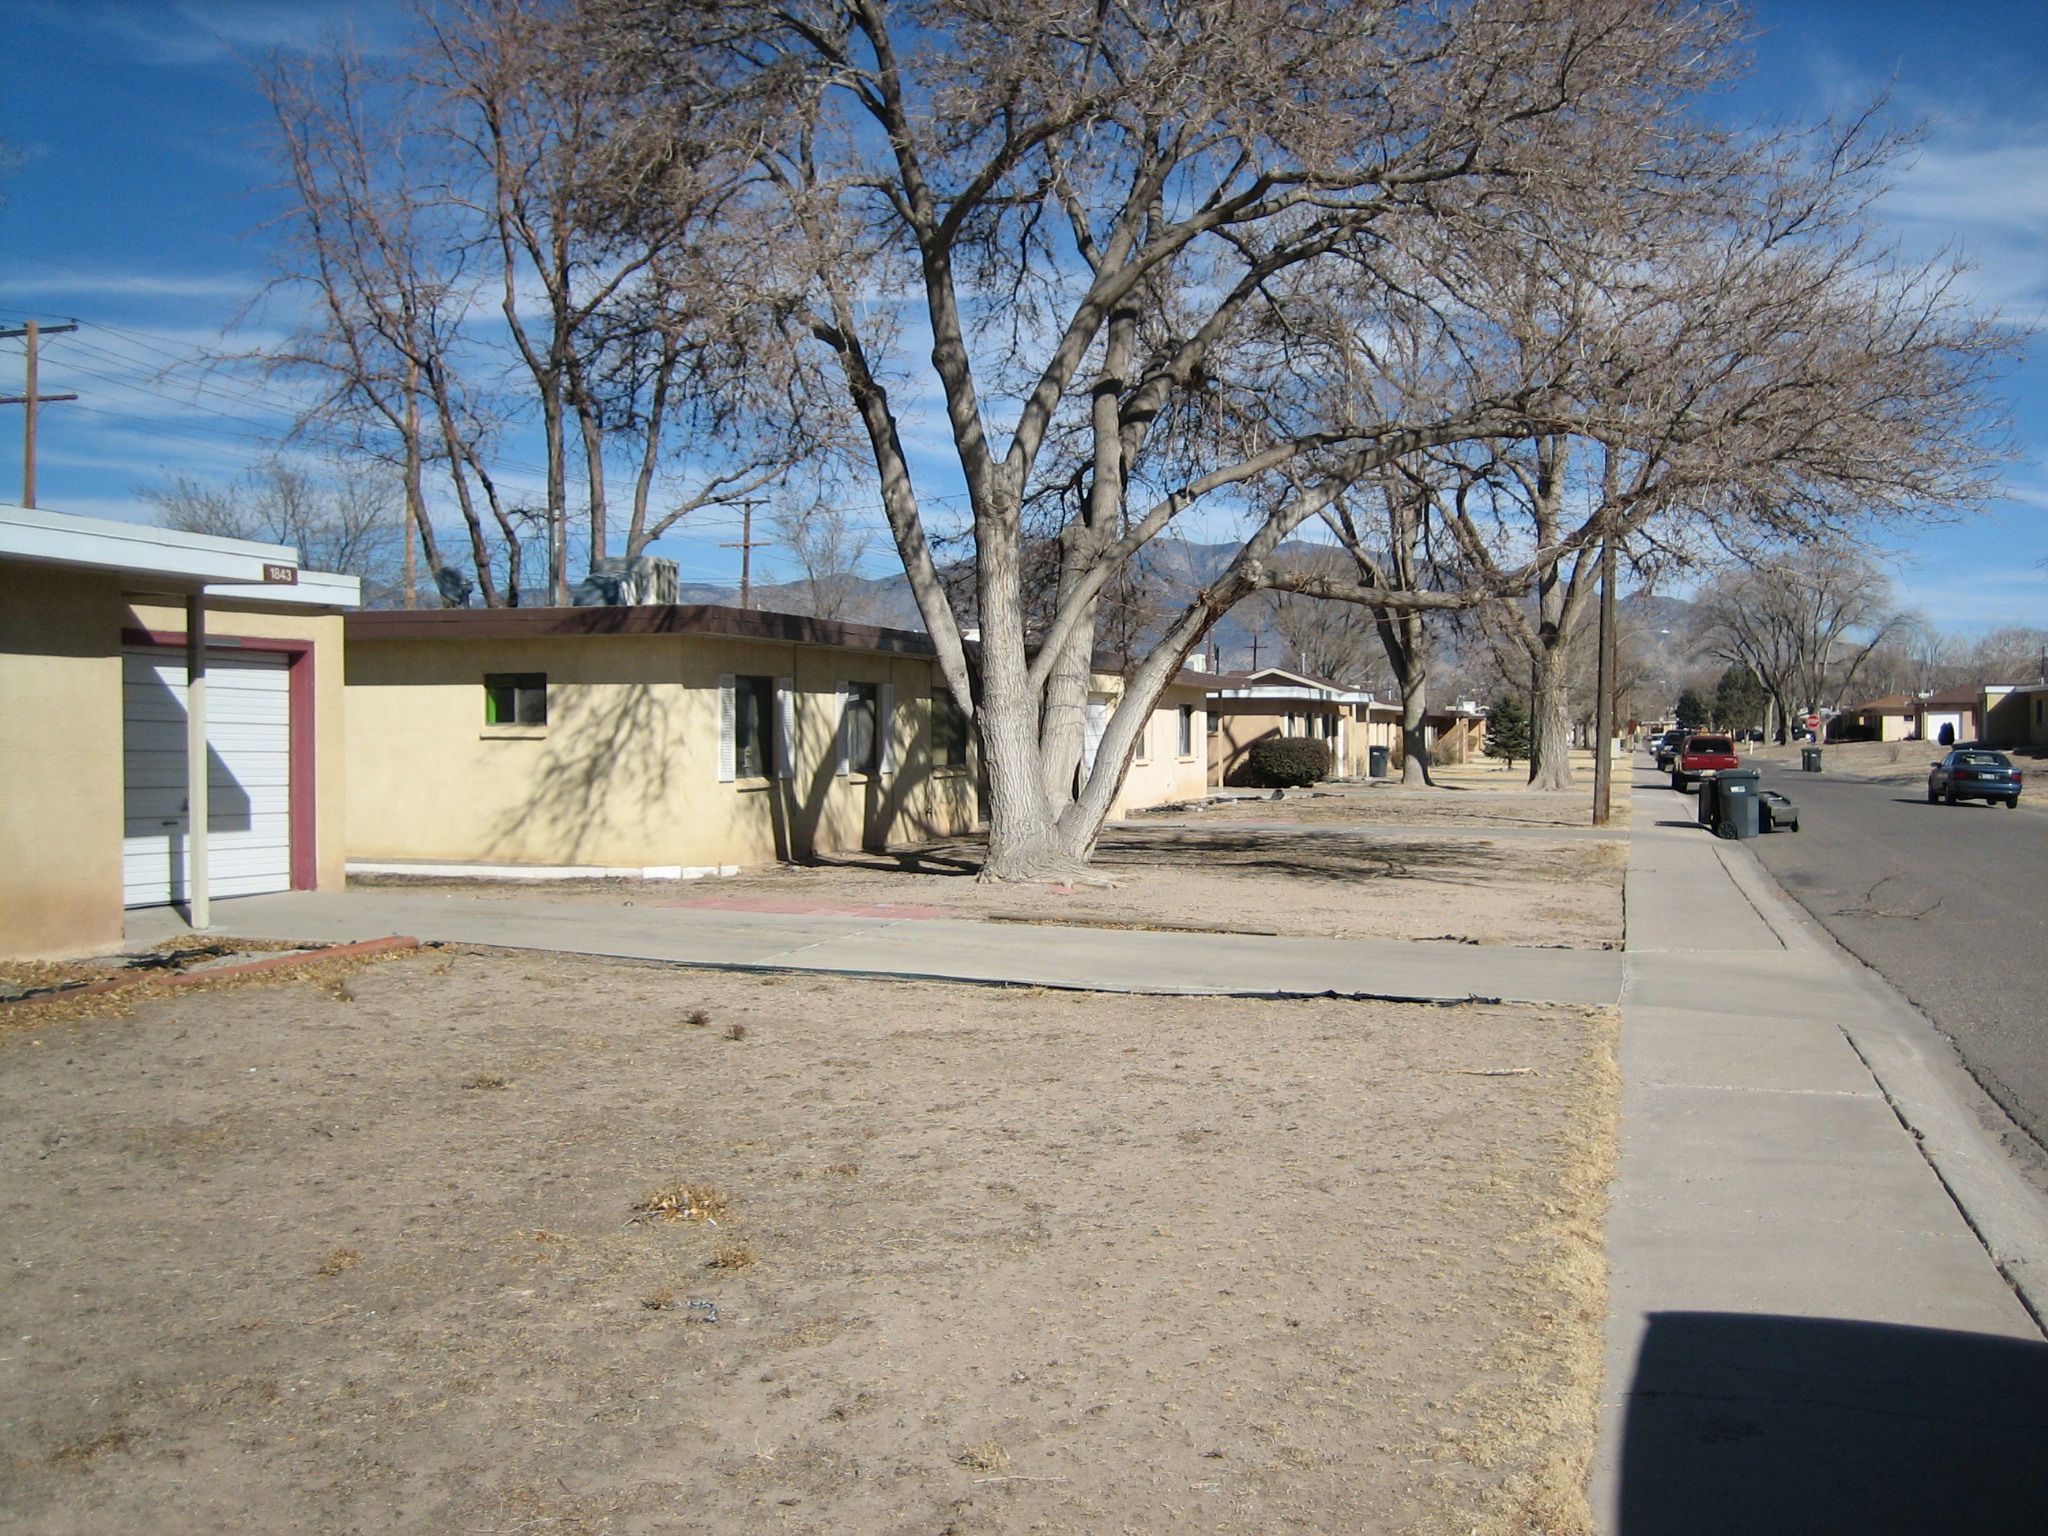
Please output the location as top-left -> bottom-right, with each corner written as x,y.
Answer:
1083,665 -> 1212,817
1205,667 -> 1374,785
343,605 -> 984,874
1,503 -> 357,960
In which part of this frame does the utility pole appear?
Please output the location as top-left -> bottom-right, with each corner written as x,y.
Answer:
0,320 -> 80,508
1592,525 -> 1618,826
719,497 -> 770,610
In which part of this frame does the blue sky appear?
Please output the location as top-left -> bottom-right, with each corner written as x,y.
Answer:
1,0 -> 2043,630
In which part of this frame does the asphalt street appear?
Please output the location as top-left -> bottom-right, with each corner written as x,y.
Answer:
1721,760 -> 2048,1156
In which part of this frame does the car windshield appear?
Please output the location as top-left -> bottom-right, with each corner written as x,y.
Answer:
1954,751 -> 2011,768
1689,737 -> 1734,753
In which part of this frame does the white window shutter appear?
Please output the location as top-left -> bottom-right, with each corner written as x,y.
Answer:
835,681 -> 850,776
717,674 -> 736,783
775,678 -> 795,779
879,682 -> 896,775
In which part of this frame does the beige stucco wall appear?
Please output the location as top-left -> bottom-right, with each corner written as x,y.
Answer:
1207,700 -> 1344,786
1105,678 -> 1210,817
0,564 -> 125,958
345,632 -> 979,869
127,598 -> 350,893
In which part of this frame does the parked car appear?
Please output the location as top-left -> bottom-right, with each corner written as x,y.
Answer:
1672,733 -> 1740,792
1927,748 -> 2023,808
1653,729 -> 1692,772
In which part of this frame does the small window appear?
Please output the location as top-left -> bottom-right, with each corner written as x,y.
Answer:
1178,704 -> 1194,757
844,682 -> 879,774
1206,710 -> 1219,735
931,689 -> 969,767
485,672 -> 546,727
1134,713 -> 1150,763
735,674 -> 775,779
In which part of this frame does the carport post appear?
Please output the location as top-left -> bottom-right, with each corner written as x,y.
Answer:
185,592 -> 210,930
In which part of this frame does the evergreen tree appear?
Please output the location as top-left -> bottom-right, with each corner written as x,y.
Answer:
1486,693 -> 1532,769
1712,664 -> 1769,736
1675,688 -> 1711,731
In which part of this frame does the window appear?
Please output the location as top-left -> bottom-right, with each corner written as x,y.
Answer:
484,673 -> 546,728
1178,704 -> 1194,757
1134,713 -> 1150,763
843,682 -> 879,774
734,674 -> 775,779
931,689 -> 969,767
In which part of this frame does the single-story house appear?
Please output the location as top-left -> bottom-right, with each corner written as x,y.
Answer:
1984,684 -> 2048,748
1837,694 -> 1920,742
1205,666 -> 1369,785
1082,664 -> 1212,816
344,605 -> 988,874
1914,684 -> 2007,748
1,502 -> 357,960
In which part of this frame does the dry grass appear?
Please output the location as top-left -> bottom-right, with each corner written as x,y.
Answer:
314,1247 -> 362,1278
707,1241 -> 757,1271
632,1182 -> 731,1223
957,1439 -> 1010,1472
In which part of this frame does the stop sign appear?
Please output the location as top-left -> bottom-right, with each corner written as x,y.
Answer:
1804,714 -> 1821,732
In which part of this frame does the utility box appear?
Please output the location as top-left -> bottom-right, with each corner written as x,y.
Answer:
1713,768 -> 1761,839
1802,746 -> 1823,773
1368,744 -> 1390,779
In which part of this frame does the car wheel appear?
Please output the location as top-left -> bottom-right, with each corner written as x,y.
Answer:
2003,797 -> 2018,809
1927,785 -> 1939,803
1945,786 -> 1958,805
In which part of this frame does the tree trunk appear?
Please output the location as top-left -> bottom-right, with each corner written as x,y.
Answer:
1399,661 -> 1431,785
1529,649 -> 1573,790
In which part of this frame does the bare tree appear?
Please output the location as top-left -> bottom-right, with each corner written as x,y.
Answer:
256,0 -> 830,606
588,0 -> 2005,876
768,500 -> 880,623
144,455 -> 407,602
1696,546 -> 1910,737
1252,550 -> 1388,690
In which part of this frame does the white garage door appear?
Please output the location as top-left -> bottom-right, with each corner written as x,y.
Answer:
123,648 -> 293,906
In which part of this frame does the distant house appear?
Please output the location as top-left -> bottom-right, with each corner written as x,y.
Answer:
1837,693 -> 1919,742
1,503 -> 357,960
344,605 -> 982,875
1915,684 -> 2006,748
1204,666 -> 1362,785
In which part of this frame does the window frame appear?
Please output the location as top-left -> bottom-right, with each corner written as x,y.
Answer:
733,673 -> 776,781
1178,703 -> 1195,758
930,688 -> 969,768
483,672 -> 547,732
842,680 -> 881,776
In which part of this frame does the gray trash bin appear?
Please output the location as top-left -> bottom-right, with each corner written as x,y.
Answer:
1368,744 -> 1390,779
1714,768 -> 1761,839
1802,746 -> 1823,772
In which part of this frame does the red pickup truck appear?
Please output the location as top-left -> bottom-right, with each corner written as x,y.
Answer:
1672,733 -> 1740,792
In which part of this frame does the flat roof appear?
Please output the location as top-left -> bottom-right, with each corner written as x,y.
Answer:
348,602 -> 941,656
0,502 -> 360,608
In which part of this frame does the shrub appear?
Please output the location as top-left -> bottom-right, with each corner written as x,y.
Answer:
1245,736 -> 1333,787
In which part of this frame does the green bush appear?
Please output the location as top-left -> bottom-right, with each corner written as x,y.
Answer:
1245,736 -> 1333,787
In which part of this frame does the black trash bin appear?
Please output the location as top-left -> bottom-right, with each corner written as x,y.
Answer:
1369,744 -> 1390,779
1802,746 -> 1823,772
1713,768 -> 1761,839
1696,775 -> 1719,827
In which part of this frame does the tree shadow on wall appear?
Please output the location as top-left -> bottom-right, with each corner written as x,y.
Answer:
488,681 -> 678,865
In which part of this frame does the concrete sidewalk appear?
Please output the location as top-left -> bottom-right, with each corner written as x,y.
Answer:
127,885 -> 1621,1006
1591,762 -> 2048,1533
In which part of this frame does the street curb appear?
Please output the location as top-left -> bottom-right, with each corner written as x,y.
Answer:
0,935 -> 422,1010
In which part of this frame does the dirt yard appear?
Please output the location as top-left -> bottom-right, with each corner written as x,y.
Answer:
0,947 -> 1615,1535
356,781 -> 1628,952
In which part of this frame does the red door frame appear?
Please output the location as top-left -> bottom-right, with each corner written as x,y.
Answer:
123,628 -> 318,891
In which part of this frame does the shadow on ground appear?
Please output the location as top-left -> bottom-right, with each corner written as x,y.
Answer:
1619,1311 -> 2048,1535
802,826 -> 1537,888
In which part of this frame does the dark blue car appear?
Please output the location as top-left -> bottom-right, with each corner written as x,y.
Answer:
1927,749 -> 2023,808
